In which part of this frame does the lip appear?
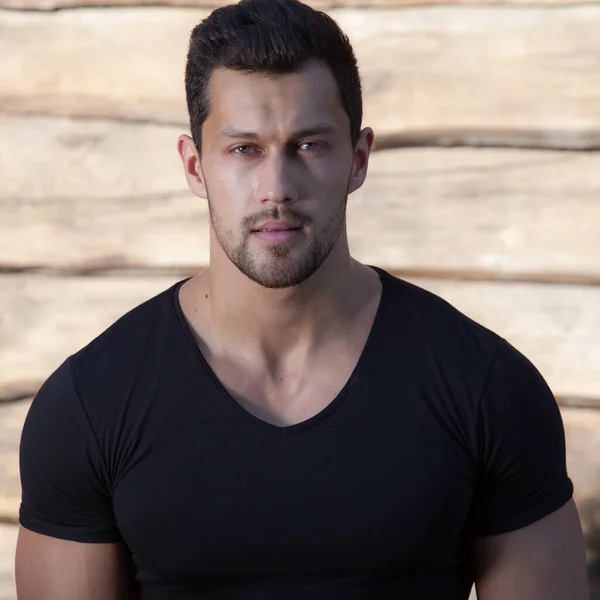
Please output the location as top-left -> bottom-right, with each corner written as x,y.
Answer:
251,220 -> 303,245
252,229 -> 302,244
251,219 -> 301,232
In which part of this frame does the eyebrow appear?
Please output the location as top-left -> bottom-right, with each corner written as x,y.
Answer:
216,124 -> 338,141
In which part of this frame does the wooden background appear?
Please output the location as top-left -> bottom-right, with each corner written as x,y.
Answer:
1,0 -> 600,597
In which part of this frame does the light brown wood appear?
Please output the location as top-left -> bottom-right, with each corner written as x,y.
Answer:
350,147 -> 600,279
0,0 -> 413,8
0,524 -> 18,600
0,274 -> 599,401
2,116 -> 599,278
2,0 -> 594,9
0,275 -> 181,403
3,7 -> 600,148
0,116 -> 206,270
0,400 -> 30,523
404,277 -> 600,401
0,0 -> 402,7
565,409 -> 600,534
563,408 -> 600,594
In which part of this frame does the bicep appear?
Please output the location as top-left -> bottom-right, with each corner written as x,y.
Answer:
16,527 -> 138,600
19,360 -> 121,542
471,499 -> 588,600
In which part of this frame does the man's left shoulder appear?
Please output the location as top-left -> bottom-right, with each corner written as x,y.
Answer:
382,270 -> 501,361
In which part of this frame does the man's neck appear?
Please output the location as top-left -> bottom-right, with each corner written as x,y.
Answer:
182,249 -> 379,366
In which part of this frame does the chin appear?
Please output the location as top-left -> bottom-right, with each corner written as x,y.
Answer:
238,255 -> 322,290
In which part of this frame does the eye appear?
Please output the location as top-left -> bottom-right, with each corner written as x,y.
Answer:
233,145 -> 257,155
299,141 -> 324,152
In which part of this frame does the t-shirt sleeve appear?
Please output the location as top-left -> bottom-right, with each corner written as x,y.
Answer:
469,339 -> 574,536
19,358 -> 121,543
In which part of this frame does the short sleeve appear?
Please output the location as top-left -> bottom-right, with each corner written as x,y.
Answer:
19,359 -> 122,543
469,339 -> 573,536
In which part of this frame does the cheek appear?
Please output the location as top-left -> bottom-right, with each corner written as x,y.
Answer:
297,157 -> 340,188
312,168 -> 351,201
314,153 -> 353,187
209,187 -> 253,236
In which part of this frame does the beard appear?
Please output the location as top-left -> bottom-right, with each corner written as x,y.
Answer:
207,193 -> 348,290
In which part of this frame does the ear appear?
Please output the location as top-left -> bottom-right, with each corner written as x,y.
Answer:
348,127 -> 375,195
177,134 -> 208,199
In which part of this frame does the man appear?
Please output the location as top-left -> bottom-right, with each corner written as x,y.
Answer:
16,0 -> 589,598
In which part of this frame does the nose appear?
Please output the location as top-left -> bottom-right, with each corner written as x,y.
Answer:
256,151 -> 300,205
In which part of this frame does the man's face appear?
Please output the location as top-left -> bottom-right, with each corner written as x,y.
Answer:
189,60 -> 368,289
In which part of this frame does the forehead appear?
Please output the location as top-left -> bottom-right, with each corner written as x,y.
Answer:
204,60 -> 349,139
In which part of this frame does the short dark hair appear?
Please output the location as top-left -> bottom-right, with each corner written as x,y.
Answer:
184,0 -> 363,155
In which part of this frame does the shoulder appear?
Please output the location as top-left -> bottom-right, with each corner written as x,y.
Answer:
68,279 -> 186,400
383,272 -> 549,392
379,269 -> 501,364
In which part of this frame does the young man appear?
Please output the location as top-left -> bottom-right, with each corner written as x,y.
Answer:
16,0 -> 588,598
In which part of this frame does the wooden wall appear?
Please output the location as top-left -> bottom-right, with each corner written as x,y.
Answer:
1,0 -> 600,597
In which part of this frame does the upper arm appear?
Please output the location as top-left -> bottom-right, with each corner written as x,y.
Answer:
19,360 -> 120,542
16,527 -> 138,600
469,340 -> 574,536
18,360 -> 134,598
467,340 -> 588,598
471,498 -> 588,600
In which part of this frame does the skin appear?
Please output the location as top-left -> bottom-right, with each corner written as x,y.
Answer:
472,498 -> 589,600
15,59 -> 589,599
175,61 -> 379,426
15,531 -> 139,600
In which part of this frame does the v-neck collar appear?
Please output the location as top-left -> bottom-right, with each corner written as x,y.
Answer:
171,266 -> 390,436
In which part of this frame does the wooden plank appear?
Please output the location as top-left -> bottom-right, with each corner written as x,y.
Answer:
0,525 -> 17,600
2,116 -> 600,278
406,277 -> 600,401
563,408 -> 600,597
0,401 -> 29,523
3,7 -> 600,148
0,116 -> 208,270
0,0 -> 415,8
0,275 -> 180,401
565,409 -> 600,532
2,0 -> 594,10
350,147 -> 600,279
0,274 -> 599,400
0,0 -> 400,8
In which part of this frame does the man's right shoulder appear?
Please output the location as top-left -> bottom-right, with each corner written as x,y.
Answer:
66,279 -> 186,397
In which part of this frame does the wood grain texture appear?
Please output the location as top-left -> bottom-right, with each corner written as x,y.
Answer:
0,401 -> 28,523
404,277 -> 600,401
0,275 -> 180,401
0,274 -> 599,401
0,525 -> 17,600
3,0 -> 595,10
2,116 -> 599,278
0,0 -> 417,8
3,7 -> 600,148
563,408 -> 600,597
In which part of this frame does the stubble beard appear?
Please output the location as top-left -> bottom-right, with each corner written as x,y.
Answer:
208,195 -> 348,290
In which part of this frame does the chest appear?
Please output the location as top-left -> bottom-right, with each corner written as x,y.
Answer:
206,348 -> 363,427
111,388 -> 475,586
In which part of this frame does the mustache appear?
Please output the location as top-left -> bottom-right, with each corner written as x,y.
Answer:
242,207 -> 312,230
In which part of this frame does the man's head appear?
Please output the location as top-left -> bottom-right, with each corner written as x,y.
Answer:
178,0 -> 374,289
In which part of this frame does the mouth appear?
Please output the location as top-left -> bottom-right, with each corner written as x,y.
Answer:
251,226 -> 303,244
252,227 -> 301,233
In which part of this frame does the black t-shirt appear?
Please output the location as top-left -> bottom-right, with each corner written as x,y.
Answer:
19,267 -> 573,599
